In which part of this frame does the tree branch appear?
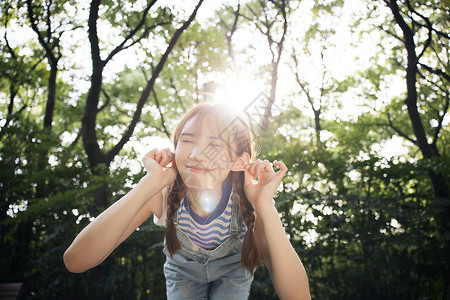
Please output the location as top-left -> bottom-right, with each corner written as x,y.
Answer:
46,0 -> 52,42
431,91 -> 449,147
98,89 -> 111,113
106,0 -> 205,163
151,88 -> 171,139
4,31 -> 17,60
242,4 -> 267,36
405,0 -> 432,63
26,0 -> 57,63
104,0 -> 158,63
406,1 -> 449,39
386,112 -> 416,144
261,0 -> 288,130
377,25 -> 403,43
223,2 -> 240,63
169,78 -> 186,112
419,63 -> 450,82
87,0 -> 103,69
274,0 -> 287,61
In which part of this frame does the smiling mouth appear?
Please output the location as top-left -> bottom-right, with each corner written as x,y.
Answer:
187,166 -> 213,173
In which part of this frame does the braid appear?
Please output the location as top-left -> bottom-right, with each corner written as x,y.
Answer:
165,174 -> 184,256
233,172 -> 261,274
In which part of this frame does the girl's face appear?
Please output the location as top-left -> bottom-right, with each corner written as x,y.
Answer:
175,116 -> 236,190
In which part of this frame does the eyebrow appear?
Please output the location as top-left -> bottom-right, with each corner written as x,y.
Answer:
180,132 -> 220,140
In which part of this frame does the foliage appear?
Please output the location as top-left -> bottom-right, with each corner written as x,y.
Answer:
0,0 -> 448,299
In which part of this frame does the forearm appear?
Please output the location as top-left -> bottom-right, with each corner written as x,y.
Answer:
256,204 -> 311,300
63,174 -> 165,273
254,216 -> 272,271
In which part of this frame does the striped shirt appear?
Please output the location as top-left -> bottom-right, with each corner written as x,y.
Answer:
176,185 -> 246,250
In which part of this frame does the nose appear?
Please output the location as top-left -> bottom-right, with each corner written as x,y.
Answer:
188,143 -> 208,161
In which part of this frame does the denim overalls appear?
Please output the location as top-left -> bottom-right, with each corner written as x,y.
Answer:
163,188 -> 253,299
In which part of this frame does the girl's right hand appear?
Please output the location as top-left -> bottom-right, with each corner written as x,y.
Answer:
142,148 -> 177,185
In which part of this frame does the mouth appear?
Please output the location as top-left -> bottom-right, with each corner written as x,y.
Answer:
186,165 -> 213,173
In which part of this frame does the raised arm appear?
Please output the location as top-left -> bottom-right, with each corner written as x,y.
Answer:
244,159 -> 311,300
63,148 -> 176,273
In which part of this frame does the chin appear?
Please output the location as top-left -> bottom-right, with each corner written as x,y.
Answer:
179,172 -> 207,189
184,182 -> 203,189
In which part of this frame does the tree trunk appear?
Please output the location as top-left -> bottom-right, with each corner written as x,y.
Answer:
262,63 -> 279,130
261,0 -> 287,131
388,0 -> 448,199
387,3 -> 449,297
43,63 -> 58,129
82,0 -> 205,208
82,66 -> 109,207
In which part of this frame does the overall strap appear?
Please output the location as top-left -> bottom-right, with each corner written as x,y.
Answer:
229,186 -> 244,236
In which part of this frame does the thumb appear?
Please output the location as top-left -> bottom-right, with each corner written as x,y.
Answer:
142,156 -> 158,170
273,160 -> 288,181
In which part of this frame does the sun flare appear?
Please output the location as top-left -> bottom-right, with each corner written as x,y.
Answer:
213,75 -> 266,110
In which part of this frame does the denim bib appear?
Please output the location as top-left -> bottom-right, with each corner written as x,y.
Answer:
163,188 -> 244,266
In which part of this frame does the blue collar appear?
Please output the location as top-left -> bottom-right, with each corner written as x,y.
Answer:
183,181 -> 232,225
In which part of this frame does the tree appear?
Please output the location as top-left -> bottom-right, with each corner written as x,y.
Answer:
290,0 -> 345,148
241,0 -> 288,130
369,1 -> 450,295
81,0 -> 204,208
0,1 -> 46,138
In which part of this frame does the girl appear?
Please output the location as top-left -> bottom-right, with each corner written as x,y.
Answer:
64,103 -> 310,299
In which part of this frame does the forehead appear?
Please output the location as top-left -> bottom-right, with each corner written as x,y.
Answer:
181,115 -> 221,137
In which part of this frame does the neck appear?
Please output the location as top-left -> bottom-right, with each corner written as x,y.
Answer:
187,185 -> 223,218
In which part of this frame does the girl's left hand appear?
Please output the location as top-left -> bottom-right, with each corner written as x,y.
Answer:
243,159 -> 288,212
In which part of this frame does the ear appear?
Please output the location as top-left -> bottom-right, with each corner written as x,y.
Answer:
231,152 -> 251,172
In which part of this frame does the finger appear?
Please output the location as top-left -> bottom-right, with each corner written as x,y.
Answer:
158,151 -> 165,164
244,161 -> 257,177
142,148 -> 156,162
248,160 -> 263,177
263,160 -> 275,173
143,149 -> 154,158
163,153 -> 175,167
273,160 -> 288,179
254,160 -> 273,177
162,151 -> 175,167
159,149 -> 171,166
243,162 -> 253,169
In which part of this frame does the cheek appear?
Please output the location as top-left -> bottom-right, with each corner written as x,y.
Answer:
174,144 -> 186,158
174,151 -> 182,167
174,147 -> 184,167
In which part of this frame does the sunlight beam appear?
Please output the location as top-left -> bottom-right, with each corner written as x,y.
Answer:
213,75 -> 266,110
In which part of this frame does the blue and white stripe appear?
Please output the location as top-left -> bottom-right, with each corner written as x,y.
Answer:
177,191 -> 246,250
